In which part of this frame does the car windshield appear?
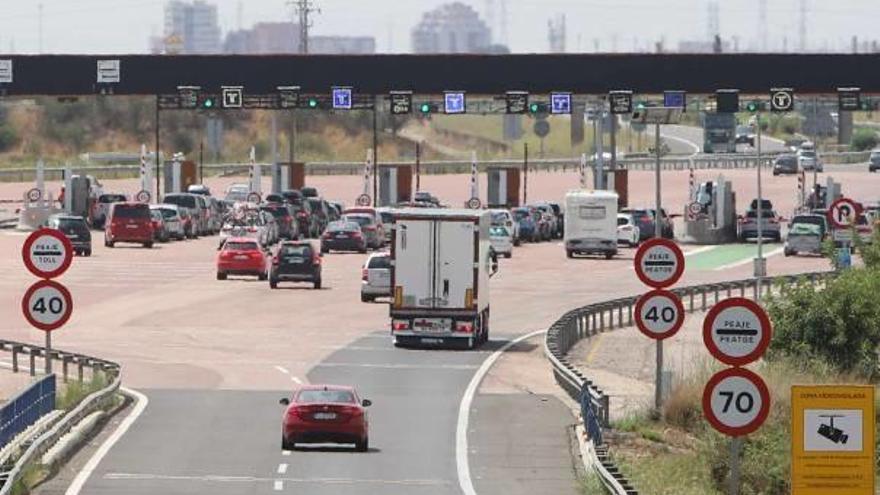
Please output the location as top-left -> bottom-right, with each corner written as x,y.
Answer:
224,241 -> 258,251
379,212 -> 393,223
491,212 -> 509,223
53,218 -> 88,232
99,194 -> 126,203
225,191 -> 249,202
800,151 -> 816,158
746,210 -> 776,219
329,221 -> 360,232
156,208 -> 177,219
489,226 -> 509,236
296,389 -> 355,404
113,205 -> 150,219
368,255 -> 391,269
344,215 -> 372,227
513,209 -> 530,220
164,195 -> 196,208
617,216 -> 630,226
280,244 -> 312,257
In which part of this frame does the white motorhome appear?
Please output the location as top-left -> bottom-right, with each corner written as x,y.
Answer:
564,190 -> 619,259
389,209 -> 497,349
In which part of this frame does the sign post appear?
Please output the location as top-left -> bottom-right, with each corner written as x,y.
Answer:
827,197 -> 862,268
634,238 -> 685,409
702,297 -> 773,495
791,385 -> 875,495
21,228 -> 74,374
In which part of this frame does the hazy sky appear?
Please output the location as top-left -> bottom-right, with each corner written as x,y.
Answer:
0,0 -> 878,54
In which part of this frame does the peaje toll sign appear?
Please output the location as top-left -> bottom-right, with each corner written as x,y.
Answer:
703,297 -> 771,366
22,228 -> 73,279
634,238 -> 684,288
21,280 -> 73,332
703,367 -> 771,437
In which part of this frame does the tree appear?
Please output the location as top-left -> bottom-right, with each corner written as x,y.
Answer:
850,128 -> 879,152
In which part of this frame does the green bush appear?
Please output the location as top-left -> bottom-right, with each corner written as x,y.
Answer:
766,269 -> 880,379
0,126 -> 17,152
850,128 -> 879,151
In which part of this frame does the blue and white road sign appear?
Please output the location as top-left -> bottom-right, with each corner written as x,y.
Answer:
551,93 -> 572,114
444,92 -> 466,114
332,87 -> 353,109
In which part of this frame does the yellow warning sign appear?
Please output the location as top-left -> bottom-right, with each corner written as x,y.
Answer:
791,385 -> 875,495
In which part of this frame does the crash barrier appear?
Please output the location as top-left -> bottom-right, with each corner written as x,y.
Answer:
545,270 -> 835,495
0,340 -> 120,493
0,375 -> 55,449
5,150 -> 871,183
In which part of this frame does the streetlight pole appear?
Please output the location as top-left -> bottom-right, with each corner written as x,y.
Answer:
755,111 -> 764,301
653,121 -> 663,412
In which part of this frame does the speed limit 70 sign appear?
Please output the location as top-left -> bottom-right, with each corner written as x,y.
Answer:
634,289 -> 684,340
21,280 -> 73,332
703,367 -> 770,437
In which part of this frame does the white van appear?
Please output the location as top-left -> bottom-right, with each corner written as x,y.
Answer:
564,190 -> 619,259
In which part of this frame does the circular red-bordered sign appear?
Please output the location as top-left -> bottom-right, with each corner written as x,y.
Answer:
21,228 -> 73,279
21,280 -> 73,332
356,194 -> 372,207
827,197 -> 862,230
702,367 -> 770,437
633,238 -> 685,289
634,289 -> 685,340
703,297 -> 772,366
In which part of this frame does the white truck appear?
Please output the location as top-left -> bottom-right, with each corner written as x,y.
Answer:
564,190 -> 619,259
389,209 -> 497,349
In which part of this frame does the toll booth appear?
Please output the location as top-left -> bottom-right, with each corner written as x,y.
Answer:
69,176 -> 91,218
163,160 -> 197,194
274,162 -> 305,192
613,169 -> 629,208
378,164 -> 413,206
486,167 -> 521,208
684,176 -> 738,244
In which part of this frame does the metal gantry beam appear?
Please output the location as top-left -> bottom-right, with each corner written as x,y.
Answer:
2,54 -> 880,96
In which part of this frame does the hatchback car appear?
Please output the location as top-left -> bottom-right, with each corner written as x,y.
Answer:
47,214 -> 91,256
216,238 -> 268,280
270,241 -> 322,289
321,221 -> 367,253
149,209 -> 171,243
279,385 -> 371,452
489,225 -> 514,258
489,209 -> 520,246
151,204 -> 186,240
616,213 -> 640,247
361,252 -> 391,302
105,203 -> 154,248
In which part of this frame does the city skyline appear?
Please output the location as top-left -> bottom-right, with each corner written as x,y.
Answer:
1,0 -> 879,54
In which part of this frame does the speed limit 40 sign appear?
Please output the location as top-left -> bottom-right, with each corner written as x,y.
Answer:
21,280 -> 73,332
703,367 -> 770,436
634,289 -> 685,340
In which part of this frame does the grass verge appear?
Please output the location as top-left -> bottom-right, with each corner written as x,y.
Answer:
56,371 -> 108,411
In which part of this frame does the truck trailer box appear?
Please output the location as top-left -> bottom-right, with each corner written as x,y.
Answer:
564,189 -> 619,259
389,209 -> 495,348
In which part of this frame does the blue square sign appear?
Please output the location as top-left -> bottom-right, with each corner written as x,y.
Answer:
444,92 -> 466,114
663,91 -> 686,109
332,87 -> 352,110
551,93 -> 572,114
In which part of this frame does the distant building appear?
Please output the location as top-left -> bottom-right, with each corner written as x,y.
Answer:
411,2 -> 493,54
222,22 -> 375,54
164,0 -> 221,54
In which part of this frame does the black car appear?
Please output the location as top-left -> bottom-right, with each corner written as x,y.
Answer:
413,191 -> 440,206
772,154 -> 798,175
269,241 -> 322,289
321,221 -> 367,253
47,214 -> 91,256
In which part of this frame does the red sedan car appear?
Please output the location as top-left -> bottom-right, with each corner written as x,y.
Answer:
216,237 -> 268,280
280,385 -> 371,451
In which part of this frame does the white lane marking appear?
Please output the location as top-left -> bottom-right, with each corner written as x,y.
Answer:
291,376 -> 303,385
684,245 -> 718,257
66,387 -> 149,495
273,480 -> 284,491
281,450 -> 291,456
277,463 -> 288,474
274,365 -> 290,375
713,247 -> 785,271
316,362 -> 478,370
103,473 -> 449,485
456,329 -> 546,495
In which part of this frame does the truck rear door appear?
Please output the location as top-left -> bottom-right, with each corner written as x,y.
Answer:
435,220 -> 475,309
395,219 -> 434,308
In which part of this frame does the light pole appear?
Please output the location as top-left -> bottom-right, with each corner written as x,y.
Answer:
755,111 -> 764,301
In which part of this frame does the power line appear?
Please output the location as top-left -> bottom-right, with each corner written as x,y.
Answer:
288,0 -> 320,55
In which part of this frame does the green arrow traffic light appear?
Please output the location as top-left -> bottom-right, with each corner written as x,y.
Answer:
746,101 -> 759,113
420,103 -> 432,114
636,102 -> 646,110
308,98 -> 319,108
202,98 -> 215,109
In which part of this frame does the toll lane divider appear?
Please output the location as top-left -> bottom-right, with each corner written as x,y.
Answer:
0,339 -> 120,494
544,270 -> 835,495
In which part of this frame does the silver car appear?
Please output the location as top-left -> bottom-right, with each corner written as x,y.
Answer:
361,252 -> 391,302
150,204 -> 186,240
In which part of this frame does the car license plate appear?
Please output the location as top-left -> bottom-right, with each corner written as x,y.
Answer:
335,234 -> 348,238
313,412 -> 336,420
126,224 -> 138,229
67,234 -> 78,239
413,318 -> 449,331
235,255 -> 248,260
285,256 -> 305,263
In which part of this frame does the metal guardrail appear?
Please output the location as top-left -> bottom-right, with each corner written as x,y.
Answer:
0,375 -> 55,450
545,270 -> 836,495
0,340 -> 120,493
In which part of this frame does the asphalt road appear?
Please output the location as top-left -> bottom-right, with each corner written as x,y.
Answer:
660,124 -> 788,155
3,166 -> 877,495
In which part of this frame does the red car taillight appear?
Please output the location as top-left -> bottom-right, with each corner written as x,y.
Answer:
454,322 -> 474,333
312,256 -> 321,265
298,212 -> 308,218
392,321 -> 410,331
362,268 -> 368,281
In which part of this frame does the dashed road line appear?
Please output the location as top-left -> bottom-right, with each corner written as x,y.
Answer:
277,463 -> 288,474
274,365 -> 289,375
291,376 -> 303,384
273,480 -> 283,491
